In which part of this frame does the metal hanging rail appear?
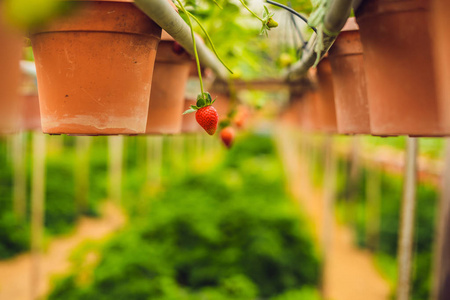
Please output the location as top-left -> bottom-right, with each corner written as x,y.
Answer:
285,0 -> 355,81
134,0 -> 229,81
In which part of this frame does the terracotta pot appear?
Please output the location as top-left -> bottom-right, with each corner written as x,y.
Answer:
315,58 -> 338,133
146,31 -> 191,134
299,90 -> 321,132
21,94 -> 42,131
181,99 -> 201,133
282,99 -> 303,127
356,0 -> 443,136
0,7 -> 22,134
431,0 -> 450,133
209,92 -> 230,121
329,17 -> 370,135
30,0 -> 161,135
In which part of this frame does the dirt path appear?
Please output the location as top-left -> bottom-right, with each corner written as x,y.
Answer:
0,202 -> 125,300
275,126 -> 391,300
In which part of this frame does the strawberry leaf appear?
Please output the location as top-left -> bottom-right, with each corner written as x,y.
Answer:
183,108 -> 196,115
190,105 -> 199,110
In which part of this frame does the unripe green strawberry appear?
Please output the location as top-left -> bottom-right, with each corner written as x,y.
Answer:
196,106 -> 218,135
267,17 -> 278,28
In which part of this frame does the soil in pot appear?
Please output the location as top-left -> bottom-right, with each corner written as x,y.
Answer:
356,0 -> 443,136
30,0 -> 161,135
328,17 -> 370,135
146,31 -> 191,134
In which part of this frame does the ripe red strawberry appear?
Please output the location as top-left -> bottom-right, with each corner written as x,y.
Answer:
172,41 -> 185,55
195,105 -> 218,135
220,126 -> 235,148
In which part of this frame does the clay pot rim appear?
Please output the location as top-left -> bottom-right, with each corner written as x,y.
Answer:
162,30 -> 174,41
341,17 -> 358,32
356,0 -> 428,20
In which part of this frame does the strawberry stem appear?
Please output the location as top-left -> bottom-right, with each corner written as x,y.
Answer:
238,0 -> 264,22
176,0 -> 204,96
185,11 -> 233,74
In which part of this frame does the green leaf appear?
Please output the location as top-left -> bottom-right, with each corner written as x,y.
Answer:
197,97 -> 206,107
204,92 -> 212,103
190,105 -> 199,110
183,108 -> 197,115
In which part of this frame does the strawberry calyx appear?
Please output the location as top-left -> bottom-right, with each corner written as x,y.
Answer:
183,92 -> 216,115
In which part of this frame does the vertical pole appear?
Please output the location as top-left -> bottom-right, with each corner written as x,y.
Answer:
431,138 -> 450,300
108,136 -> 124,204
12,132 -> 27,220
396,137 -> 418,300
346,136 -> 361,226
321,134 -> 336,294
75,137 -> 91,214
30,132 -> 46,300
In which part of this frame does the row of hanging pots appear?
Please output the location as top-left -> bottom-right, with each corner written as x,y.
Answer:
293,0 -> 447,137
27,0 -> 230,136
146,30 -> 192,135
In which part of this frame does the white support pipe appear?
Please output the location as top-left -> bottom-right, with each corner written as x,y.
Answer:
134,0 -> 229,81
397,137 -> 418,300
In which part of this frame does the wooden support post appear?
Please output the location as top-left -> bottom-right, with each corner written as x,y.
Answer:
12,132 -> 27,220
322,135 -> 336,284
30,132 -> 46,300
431,138 -> 450,300
75,137 -> 91,214
108,136 -> 124,204
396,137 -> 418,300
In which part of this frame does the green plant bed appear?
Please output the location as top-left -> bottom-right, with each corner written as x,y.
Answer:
49,134 -> 322,300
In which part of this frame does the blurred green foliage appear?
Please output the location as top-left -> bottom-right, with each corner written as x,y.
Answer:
2,0 -> 75,29
49,133 -> 321,299
0,135 -> 105,259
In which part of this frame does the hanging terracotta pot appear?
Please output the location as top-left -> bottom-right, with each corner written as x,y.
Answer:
21,94 -> 41,131
281,99 -> 303,127
0,6 -> 22,134
30,0 -> 161,135
431,0 -> 450,133
315,58 -> 338,133
299,89 -> 321,132
356,0 -> 443,136
328,17 -> 370,135
181,99 -> 201,133
146,31 -> 191,134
